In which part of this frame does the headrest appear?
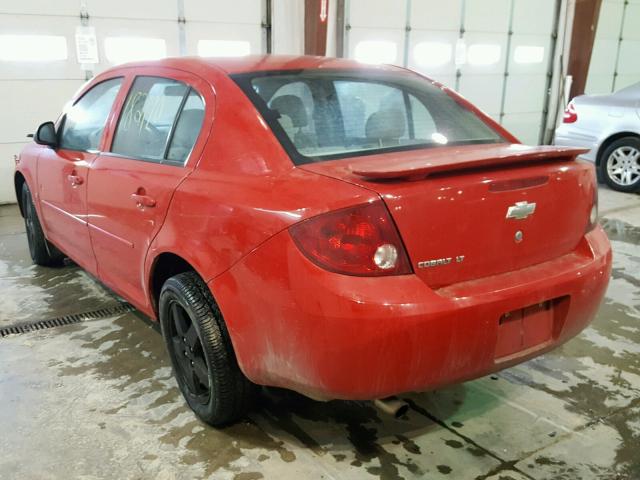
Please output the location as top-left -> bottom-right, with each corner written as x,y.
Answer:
365,108 -> 406,140
270,95 -> 308,128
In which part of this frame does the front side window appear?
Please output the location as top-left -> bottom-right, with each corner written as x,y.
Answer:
233,70 -> 503,164
59,77 -> 123,152
111,76 -> 204,164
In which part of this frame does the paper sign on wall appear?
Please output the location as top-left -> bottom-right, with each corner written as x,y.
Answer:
75,26 -> 99,65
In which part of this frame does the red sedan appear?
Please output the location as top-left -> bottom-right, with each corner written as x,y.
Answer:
14,55 -> 611,425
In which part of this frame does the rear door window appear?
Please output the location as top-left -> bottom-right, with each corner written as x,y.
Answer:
111,76 -> 204,164
59,77 -> 123,152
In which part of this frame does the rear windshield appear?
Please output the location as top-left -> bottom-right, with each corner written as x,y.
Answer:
232,69 -> 504,165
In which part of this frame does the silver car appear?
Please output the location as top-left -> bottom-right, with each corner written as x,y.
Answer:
554,82 -> 640,192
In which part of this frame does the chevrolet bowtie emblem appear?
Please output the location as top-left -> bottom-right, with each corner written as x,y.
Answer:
506,201 -> 536,220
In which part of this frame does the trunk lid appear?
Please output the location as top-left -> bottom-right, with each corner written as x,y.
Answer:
300,144 -> 595,288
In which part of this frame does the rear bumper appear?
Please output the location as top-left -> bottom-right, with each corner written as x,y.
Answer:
210,226 -> 611,400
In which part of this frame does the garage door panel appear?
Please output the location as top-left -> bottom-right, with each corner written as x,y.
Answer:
617,40 -> 640,75
616,75 -> 640,91
185,23 -> 262,57
501,112 -> 541,144
622,4 -> 640,40
508,34 -> 550,75
0,79 -> 81,144
588,39 -> 620,76
511,0 -> 555,35
0,1 -> 79,16
410,0 -> 461,31
349,0 -> 406,29
408,30 -> 458,77
587,0 -> 637,93
348,28 -> 404,65
184,0 -> 263,24
596,1 -> 625,38
0,14 -> 81,80
458,74 -> 503,115
88,0 -> 177,20
586,74 -> 614,94
464,0 -> 510,33
504,75 -> 546,114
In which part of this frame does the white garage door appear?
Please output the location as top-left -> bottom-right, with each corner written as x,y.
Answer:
344,0 -> 559,145
586,0 -> 640,94
0,0 -> 266,204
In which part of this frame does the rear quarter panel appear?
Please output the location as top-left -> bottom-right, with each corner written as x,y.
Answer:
146,70 -> 377,307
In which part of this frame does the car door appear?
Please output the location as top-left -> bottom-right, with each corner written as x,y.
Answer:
38,77 -> 124,274
87,71 -> 209,311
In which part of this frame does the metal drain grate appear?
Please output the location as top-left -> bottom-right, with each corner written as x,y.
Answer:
0,303 -> 135,338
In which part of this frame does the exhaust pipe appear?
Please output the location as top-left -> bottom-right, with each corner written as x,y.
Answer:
373,397 -> 409,418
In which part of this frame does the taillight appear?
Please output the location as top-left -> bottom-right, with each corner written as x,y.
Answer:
289,201 -> 412,276
563,102 -> 578,123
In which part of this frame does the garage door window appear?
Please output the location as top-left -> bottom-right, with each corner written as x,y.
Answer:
111,76 -> 204,164
0,34 -> 68,62
59,77 -> 123,152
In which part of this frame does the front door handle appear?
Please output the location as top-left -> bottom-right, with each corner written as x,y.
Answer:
68,174 -> 84,186
131,193 -> 156,208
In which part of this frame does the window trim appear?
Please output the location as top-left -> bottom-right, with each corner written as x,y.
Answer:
231,69 -> 506,165
108,75 -> 204,167
57,76 -> 125,154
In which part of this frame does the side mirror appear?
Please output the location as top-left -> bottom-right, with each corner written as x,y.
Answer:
35,121 -> 58,148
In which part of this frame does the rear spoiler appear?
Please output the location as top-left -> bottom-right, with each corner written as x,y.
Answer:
351,144 -> 589,181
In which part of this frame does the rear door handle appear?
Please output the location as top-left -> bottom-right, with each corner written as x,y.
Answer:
68,174 -> 83,186
131,193 -> 156,208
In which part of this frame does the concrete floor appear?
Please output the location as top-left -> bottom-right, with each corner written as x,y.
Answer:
0,187 -> 638,480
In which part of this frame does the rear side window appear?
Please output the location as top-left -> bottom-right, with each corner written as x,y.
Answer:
233,70 -> 503,164
59,77 -> 123,152
111,76 -> 204,164
166,90 -> 205,164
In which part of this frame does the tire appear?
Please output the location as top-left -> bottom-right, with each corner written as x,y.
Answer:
600,136 -> 640,192
21,183 -> 65,267
159,271 -> 255,426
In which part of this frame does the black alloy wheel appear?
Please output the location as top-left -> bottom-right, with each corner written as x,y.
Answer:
167,300 -> 211,403
159,271 -> 255,426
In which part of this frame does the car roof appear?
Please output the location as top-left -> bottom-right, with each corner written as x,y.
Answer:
112,54 -> 407,76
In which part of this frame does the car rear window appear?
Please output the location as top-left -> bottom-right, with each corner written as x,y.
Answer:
232,70 -> 504,165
